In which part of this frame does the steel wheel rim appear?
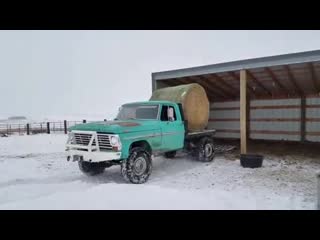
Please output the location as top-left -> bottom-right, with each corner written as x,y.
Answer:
205,143 -> 213,157
133,157 -> 147,176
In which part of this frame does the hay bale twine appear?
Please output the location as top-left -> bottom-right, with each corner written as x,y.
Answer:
150,83 -> 209,132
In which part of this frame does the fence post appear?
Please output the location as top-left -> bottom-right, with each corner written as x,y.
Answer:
64,120 -> 67,134
26,124 -> 30,135
47,122 -> 50,134
7,124 -> 9,135
83,120 -> 86,123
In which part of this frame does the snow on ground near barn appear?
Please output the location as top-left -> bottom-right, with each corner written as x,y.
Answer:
0,134 -> 319,209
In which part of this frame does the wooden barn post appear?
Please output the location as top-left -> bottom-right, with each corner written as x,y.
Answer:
240,69 -> 247,154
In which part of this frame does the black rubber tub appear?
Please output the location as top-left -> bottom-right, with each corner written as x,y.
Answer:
240,154 -> 264,168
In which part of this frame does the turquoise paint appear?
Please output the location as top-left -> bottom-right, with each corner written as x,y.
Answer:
159,103 -> 185,150
69,101 -> 185,160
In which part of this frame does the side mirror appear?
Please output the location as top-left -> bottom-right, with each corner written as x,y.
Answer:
167,107 -> 175,121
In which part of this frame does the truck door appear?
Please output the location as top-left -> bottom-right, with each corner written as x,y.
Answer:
160,104 -> 185,151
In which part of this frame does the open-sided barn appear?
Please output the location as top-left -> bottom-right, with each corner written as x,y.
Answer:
152,50 -> 320,154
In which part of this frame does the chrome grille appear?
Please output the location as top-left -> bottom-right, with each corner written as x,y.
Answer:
97,134 -> 112,150
74,133 -> 92,146
73,132 -> 112,150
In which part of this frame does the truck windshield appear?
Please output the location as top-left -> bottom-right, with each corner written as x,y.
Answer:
116,104 -> 159,120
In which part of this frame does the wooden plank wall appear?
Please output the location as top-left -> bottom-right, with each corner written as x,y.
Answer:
208,97 -> 320,142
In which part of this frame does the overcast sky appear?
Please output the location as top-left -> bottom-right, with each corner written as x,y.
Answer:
1,30 -> 320,120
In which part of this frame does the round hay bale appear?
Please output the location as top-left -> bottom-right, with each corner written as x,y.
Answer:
150,83 -> 209,132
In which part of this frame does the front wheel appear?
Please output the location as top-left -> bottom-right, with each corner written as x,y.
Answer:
121,147 -> 152,184
195,137 -> 215,162
78,160 -> 106,176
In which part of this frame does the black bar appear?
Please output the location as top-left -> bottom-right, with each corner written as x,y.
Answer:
26,124 -> 30,135
47,122 -> 50,134
64,120 -> 67,134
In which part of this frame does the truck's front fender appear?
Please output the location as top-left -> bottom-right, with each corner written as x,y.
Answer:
120,131 -> 162,159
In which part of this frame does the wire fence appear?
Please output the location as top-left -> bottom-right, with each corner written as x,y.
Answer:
0,120 -> 97,136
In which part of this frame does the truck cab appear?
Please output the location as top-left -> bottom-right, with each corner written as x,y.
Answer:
66,100 -> 215,184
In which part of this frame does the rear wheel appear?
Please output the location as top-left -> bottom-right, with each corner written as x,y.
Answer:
164,151 -> 177,159
78,160 -> 106,176
195,137 -> 215,162
121,147 -> 152,184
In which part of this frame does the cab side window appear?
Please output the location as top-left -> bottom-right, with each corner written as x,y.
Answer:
161,105 -> 176,121
161,105 -> 168,121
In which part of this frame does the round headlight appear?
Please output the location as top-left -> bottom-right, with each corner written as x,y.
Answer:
110,136 -> 118,145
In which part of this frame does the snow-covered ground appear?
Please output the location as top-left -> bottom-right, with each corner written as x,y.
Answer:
0,134 -> 319,209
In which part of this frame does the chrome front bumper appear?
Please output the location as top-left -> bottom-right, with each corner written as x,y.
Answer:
66,148 -> 122,162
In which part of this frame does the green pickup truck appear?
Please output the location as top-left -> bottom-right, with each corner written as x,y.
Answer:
66,100 -> 215,184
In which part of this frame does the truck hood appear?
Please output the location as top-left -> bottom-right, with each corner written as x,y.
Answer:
69,120 -> 160,134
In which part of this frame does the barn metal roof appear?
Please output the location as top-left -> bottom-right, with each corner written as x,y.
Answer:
152,49 -> 320,101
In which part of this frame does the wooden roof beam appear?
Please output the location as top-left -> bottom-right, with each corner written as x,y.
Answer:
197,75 -> 235,98
184,76 -> 227,100
228,71 -> 255,97
308,63 -> 320,93
264,67 -> 290,96
177,78 -> 191,84
284,65 -> 304,97
207,74 -> 239,96
161,79 -> 178,87
247,70 -> 272,96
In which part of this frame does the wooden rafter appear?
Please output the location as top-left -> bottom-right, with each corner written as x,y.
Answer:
206,74 -> 239,95
162,79 -> 178,87
247,70 -> 272,96
179,77 -> 222,100
197,75 -> 234,98
264,67 -> 290,95
184,76 -> 226,100
284,65 -> 304,96
308,63 -> 320,93
228,71 -> 255,96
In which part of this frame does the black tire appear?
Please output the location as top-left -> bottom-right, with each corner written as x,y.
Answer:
121,147 -> 152,184
195,137 -> 215,162
78,160 -> 106,176
164,151 -> 177,159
